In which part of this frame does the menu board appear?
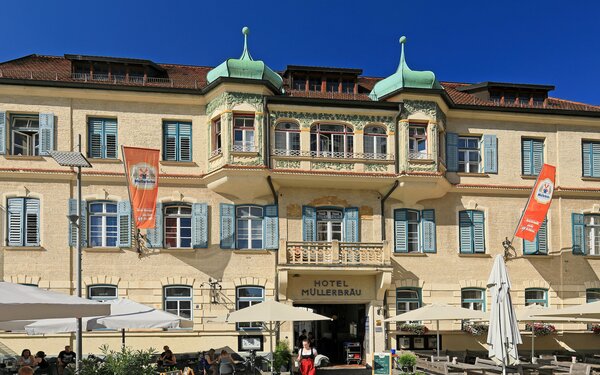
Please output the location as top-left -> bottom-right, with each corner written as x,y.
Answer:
373,352 -> 391,375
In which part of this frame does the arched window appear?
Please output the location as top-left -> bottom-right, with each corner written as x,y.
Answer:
89,201 -> 118,247
236,286 -> 264,330
310,124 -> 354,158
396,288 -> 421,315
88,285 -> 118,301
164,204 -> 192,248
525,288 -> 548,307
461,288 -> 486,311
274,122 -> 300,155
364,126 -> 387,159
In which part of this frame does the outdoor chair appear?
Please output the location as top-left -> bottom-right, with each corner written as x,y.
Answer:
431,355 -> 450,362
568,363 -> 592,375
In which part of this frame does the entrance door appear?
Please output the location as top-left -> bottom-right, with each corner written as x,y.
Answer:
316,209 -> 343,242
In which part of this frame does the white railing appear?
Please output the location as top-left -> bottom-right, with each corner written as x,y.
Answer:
232,143 -> 256,153
286,241 -> 386,266
210,148 -> 222,158
272,149 -> 393,160
408,151 -> 434,160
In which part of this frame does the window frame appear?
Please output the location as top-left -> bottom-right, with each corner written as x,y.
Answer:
586,288 -> 600,303
235,205 -> 264,249
212,118 -> 222,156
310,123 -> 354,158
461,288 -> 486,311
6,197 -> 40,247
10,114 -> 40,156
364,125 -> 387,159
525,288 -> 548,307
88,117 -> 118,159
88,201 -> 118,248
582,140 -> 600,177
521,138 -> 544,176
584,214 -> 600,256
164,285 -> 193,320
163,204 -> 192,249
233,114 -> 256,152
236,286 -> 265,330
87,284 -> 118,301
274,122 -> 301,155
396,288 -> 422,324
408,124 -> 428,159
316,208 -> 344,242
162,121 -> 192,162
458,136 -> 481,173
458,210 -> 486,254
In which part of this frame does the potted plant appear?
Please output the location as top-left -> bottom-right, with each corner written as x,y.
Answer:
591,324 -> 600,334
462,322 -> 489,336
79,345 -> 157,375
273,340 -> 292,374
400,323 -> 428,335
398,353 -> 417,373
525,323 -> 556,336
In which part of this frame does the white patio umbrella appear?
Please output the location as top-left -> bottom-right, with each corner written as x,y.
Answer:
487,255 -> 522,374
25,298 -> 185,345
384,303 -> 486,357
532,300 -> 600,320
0,282 -> 110,321
222,300 -> 331,373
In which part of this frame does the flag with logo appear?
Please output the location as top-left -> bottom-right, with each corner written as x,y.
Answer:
515,164 -> 556,241
122,146 -> 160,229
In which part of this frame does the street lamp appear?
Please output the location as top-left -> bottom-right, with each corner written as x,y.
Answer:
49,134 -> 91,372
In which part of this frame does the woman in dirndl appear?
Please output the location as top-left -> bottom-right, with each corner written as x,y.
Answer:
297,338 -> 317,375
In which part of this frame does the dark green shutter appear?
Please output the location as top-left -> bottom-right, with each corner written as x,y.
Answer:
524,217 -> 547,255
483,135 -> 498,174
532,139 -> 544,175
446,133 -> 459,172
263,205 -> 279,249
191,203 -> 208,248
572,213 -> 585,255
344,207 -> 360,242
522,139 -> 532,175
163,122 -> 178,161
220,203 -> 235,249
394,209 -> 408,253
583,142 -> 593,177
421,209 -> 436,253
179,122 -> 192,162
117,200 -> 131,248
302,206 -> 317,242
146,202 -> 163,248
472,210 -> 485,253
7,198 -> 23,246
459,211 -> 473,253
0,111 -> 6,154
104,119 -> 118,159
68,198 -> 87,247
39,113 -> 55,156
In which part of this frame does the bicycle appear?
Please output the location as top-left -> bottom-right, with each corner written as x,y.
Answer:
235,350 -> 270,375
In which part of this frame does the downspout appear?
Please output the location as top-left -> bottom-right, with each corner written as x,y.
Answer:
264,96 -> 270,168
394,102 -> 404,174
381,180 -> 399,241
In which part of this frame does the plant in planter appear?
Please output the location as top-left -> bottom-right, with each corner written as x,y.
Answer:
273,340 -> 292,374
525,323 -> 556,336
462,322 -> 489,336
398,353 -> 417,373
78,345 -> 157,375
591,324 -> 600,334
400,323 -> 428,335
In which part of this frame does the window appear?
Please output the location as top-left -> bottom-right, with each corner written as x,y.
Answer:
233,115 -> 255,152
6,198 -> 40,247
518,94 -> 530,106
236,206 -> 263,249
408,125 -> 428,159
364,126 -> 387,159
236,286 -> 264,329
274,122 -> 300,155
584,215 -> 600,256
88,118 -> 118,159
326,79 -> 339,93
164,205 -> 192,249
490,92 -> 501,104
293,77 -> 306,91
504,92 -> 516,105
212,118 -> 222,156
462,289 -> 486,311
308,77 -> 321,92
88,285 -> 118,301
582,141 -> 600,178
532,94 -> 545,107
522,138 -> 544,176
163,121 -> 192,162
310,124 -> 354,158
394,209 -> 436,253
459,210 -> 485,253
316,209 -> 343,242
89,201 -> 118,248
587,289 -> 600,304
525,288 -> 548,307
341,81 -> 354,94
396,288 -> 421,324
458,137 -> 481,173
523,218 -> 548,255
11,114 -> 39,156
164,286 -> 192,319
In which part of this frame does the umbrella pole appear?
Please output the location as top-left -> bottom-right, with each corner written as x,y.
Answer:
270,321 -> 274,373
436,320 -> 440,358
531,323 -> 535,362
122,329 -> 125,348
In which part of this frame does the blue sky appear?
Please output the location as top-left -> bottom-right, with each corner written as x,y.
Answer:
3,0 -> 599,105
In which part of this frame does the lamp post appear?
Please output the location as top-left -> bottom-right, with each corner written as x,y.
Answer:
49,134 -> 91,372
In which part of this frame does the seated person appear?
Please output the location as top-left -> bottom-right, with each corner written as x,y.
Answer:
218,350 -> 235,375
57,346 -> 76,375
157,349 -> 177,367
19,367 -> 34,375
204,349 -> 218,375
18,350 -> 36,368
33,351 -> 49,374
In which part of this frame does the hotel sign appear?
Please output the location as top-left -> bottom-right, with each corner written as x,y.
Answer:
289,275 -> 375,302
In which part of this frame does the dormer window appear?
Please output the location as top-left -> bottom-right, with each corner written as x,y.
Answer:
341,80 -> 355,94
308,77 -> 321,92
293,77 -> 306,91
326,79 -> 339,93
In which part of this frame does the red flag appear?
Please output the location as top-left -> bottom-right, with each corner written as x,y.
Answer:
122,146 -> 160,229
515,164 -> 556,241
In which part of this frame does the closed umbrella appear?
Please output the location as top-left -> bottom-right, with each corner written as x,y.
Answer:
0,282 -> 110,321
385,303 -> 486,357
223,300 -> 331,373
487,255 -> 522,374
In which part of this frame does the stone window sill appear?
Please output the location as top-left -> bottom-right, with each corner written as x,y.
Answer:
584,255 -> 600,260
523,254 -> 551,259
408,158 -> 435,164
458,253 -> 491,258
521,175 -> 538,180
231,151 -> 259,157
457,172 -> 489,177
88,158 -> 122,164
232,249 -> 272,255
84,247 -> 124,253
4,155 -> 46,161
581,177 -> 600,182
4,246 -> 45,251
393,252 -> 428,257
160,161 -> 197,167
161,248 -> 196,253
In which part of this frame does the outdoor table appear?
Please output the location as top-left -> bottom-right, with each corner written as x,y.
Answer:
447,362 -> 503,374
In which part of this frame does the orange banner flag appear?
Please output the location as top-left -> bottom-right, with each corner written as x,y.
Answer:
515,164 -> 556,241
122,146 -> 160,229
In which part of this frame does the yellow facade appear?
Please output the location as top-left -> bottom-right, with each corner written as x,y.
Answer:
0,71 -> 600,363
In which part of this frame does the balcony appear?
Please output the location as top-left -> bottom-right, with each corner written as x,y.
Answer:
280,240 -> 391,267
271,149 -> 395,174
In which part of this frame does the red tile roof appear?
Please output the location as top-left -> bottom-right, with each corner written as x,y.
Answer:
0,54 -> 598,113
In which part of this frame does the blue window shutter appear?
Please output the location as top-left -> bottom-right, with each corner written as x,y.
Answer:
522,139 -> 532,175
532,139 -> 544,175
220,203 -> 235,249
7,198 -> 24,246
146,202 -> 163,248
472,210 -> 485,253
68,198 -> 87,247
593,143 -> 600,178
88,118 -> 103,158
446,133 -> 459,172
104,119 -> 118,159
179,122 -> 192,162
421,209 -> 436,253
191,203 -> 208,248
459,211 -> 474,253
263,205 -> 279,249
38,113 -> 55,156
24,198 -> 40,246
344,207 -> 360,242
523,232 -> 538,255
537,218 -> 548,254
302,206 -> 317,242
394,209 -> 408,253
583,142 -> 592,177
163,122 -> 178,161
483,135 -> 498,174
572,213 -> 585,255
0,111 -> 6,155
117,200 -> 131,248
